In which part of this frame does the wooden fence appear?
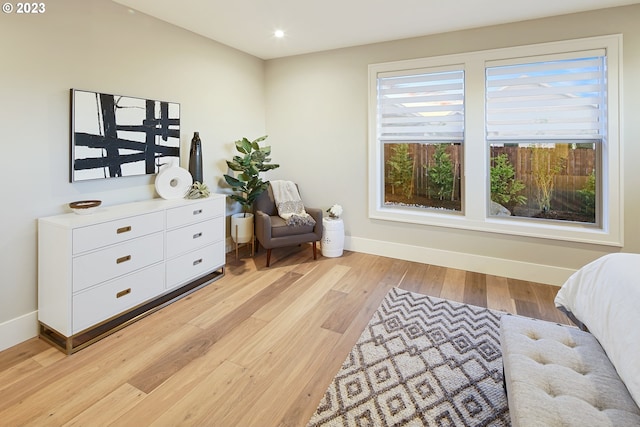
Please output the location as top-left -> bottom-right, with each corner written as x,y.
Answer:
383,143 -> 596,212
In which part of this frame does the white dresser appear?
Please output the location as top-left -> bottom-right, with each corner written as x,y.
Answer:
38,195 -> 225,353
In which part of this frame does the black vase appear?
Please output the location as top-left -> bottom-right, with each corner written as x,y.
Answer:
189,132 -> 203,183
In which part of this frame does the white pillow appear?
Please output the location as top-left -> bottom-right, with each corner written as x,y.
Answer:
555,253 -> 640,407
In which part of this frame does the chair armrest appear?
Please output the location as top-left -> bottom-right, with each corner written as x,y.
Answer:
254,210 -> 272,245
306,207 -> 323,239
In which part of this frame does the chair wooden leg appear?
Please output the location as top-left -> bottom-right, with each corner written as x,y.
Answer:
266,249 -> 272,267
312,242 -> 317,260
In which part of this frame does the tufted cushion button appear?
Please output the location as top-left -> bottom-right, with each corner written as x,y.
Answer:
591,399 -> 606,411
526,330 -> 539,340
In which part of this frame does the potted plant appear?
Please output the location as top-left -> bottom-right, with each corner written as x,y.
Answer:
224,135 -> 279,243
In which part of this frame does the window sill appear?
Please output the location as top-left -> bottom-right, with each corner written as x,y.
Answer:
369,205 -> 622,247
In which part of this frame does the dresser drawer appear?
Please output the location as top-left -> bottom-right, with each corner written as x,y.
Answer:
166,199 -> 223,229
165,242 -> 224,290
72,264 -> 165,334
72,232 -> 164,292
165,217 -> 224,259
73,211 -> 164,254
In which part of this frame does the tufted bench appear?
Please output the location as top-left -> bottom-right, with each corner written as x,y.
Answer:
500,315 -> 640,426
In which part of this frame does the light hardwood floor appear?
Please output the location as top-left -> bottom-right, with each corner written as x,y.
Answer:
0,246 -> 571,427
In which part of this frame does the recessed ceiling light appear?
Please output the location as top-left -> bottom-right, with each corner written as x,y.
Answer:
274,30 -> 285,38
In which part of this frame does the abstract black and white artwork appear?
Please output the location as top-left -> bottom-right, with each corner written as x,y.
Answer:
71,89 -> 180,182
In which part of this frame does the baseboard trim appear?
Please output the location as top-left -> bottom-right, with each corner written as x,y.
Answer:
0,311 -> 38,352
345,236 -> 574,286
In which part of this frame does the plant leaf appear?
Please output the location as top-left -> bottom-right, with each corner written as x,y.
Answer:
226,160 -> 244,171
224,175 -> 244,188
236,138 -> 252,154
260,163 -> 280,172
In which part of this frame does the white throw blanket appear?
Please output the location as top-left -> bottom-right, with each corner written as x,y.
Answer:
270,180 -> 316,227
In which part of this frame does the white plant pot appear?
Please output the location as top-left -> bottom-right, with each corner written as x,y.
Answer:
231,213 -> 254,244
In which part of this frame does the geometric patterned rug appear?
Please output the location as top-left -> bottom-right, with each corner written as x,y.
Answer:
306,287 -> 510,427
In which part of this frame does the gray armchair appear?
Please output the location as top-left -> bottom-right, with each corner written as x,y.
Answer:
254,183 -> 323,267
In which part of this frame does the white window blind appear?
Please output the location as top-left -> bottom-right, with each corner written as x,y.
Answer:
486,55 -> 606,141
377,69 -> 464,142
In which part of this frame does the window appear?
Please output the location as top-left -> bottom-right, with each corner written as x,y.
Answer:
368,35 -> 622,246
486,55 -> 606,225
378,69 -> 464,212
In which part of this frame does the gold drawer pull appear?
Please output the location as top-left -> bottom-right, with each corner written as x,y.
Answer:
116,288 -> 131,298
116,255 -> 131,264
193,209 -> 203,215
193,258 -> 203,266
193,232 -> 203,239
117,226 -> 132,234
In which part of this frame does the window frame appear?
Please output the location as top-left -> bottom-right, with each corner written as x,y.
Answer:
368,35 -> 623,246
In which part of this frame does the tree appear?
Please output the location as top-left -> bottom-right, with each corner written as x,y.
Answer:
386,143 -> 414,199
426,144 -> 454,200
531,145 -> 566,212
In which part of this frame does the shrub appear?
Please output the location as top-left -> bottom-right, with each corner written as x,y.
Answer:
578,170 -> 596,216
490,153 -> 526,212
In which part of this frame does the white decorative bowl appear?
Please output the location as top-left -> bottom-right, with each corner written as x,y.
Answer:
69,200 -> 102,215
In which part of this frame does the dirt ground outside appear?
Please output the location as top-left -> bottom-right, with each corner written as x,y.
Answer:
384,190 -> 595,224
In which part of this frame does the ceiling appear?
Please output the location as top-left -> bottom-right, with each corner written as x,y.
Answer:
113,0 -> 640,59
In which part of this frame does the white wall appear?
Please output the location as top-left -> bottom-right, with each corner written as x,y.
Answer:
0,0 -> 266,350
265,5 -> 640,285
